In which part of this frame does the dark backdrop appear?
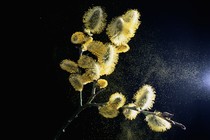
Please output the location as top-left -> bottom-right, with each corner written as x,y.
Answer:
41,0 -> 210,140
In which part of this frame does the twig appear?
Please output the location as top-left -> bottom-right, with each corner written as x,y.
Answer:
54,83 -> 106,140
88,88 -> 105,103
79,91 -> 83,106
54,104 -> 88,140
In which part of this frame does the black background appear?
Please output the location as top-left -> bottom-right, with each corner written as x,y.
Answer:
41,0 -> 210,140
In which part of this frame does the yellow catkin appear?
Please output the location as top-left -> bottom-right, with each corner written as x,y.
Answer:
69,74 -> 83,91
98,92 -> 126,118
98,103 -> 119,118
106,9 -> 140,46
145,114 -> 172,132
81,64 -> 100,85
98,43 -> 119,76
97,79 -> 108,88
121,9 -> 141,40
108,92 -> 126,109
133,84 -> 156,110
123,103 -> 140,120
106,17 -> 126,45
60,59 -> 79,73
71,32 -> 86,44
83,6 -> 107,34
70,32 -> 93,51
77,55 -> 96,69
122,9 -> 141,30
86,41 -> 108,59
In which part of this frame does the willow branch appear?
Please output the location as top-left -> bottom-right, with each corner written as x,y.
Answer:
54,83 -> 106,140
54,105 -> 87,140
54,102 -> 101,140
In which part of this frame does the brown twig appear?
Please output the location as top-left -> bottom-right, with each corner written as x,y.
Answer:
54,83 -> 106,140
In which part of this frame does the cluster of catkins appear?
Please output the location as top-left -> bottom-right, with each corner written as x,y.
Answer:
60,6 -> 172,132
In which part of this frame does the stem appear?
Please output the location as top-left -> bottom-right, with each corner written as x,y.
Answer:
88,88 -> 105,103
54,83 -> 106,140
54,105 -> 87,140
89,102 -> 107,107
121,106 -> 140,112
92,81 -> 96,94
54,102 -> 98,140
120,107 -> 156,116
165,118 -> 186,130
80,91 -> 83,106
141,110 -> 156,115
79,48 -> 83,56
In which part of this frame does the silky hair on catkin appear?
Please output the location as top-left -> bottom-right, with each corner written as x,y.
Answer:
133,84 -> 156,110
98,43 -> 119,76
83,6 -> 107,34
108,92 -> 126,109
98,104 -> 119,118
123,103 -> 140,120
60,59 -> 79,73
106,9 -> 140,46
145,114 -> 172,132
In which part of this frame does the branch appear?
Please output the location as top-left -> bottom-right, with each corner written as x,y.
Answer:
54,83 -> 106,140
87,86 -> 106,103
165,118 -> 186,130
54,105 -> 87,140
